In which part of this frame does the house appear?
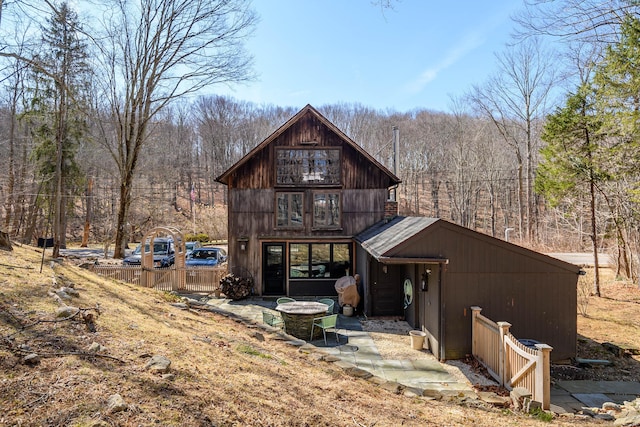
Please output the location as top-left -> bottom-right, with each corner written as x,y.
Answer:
217,105 -> 581,361
354,216 -> 581,361
216,104 -> 401,297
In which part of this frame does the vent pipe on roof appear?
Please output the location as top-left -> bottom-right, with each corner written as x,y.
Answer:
392,126 -> 399,177
389,126 -> 400,202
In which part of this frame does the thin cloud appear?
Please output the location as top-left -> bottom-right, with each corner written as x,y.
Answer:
407,32 -> 486,94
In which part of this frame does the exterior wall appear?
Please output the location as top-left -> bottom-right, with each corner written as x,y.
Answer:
414,263 -> 442,358
224,109 -> 397,296
356,246 -> 371,314
398,223 -> 579,362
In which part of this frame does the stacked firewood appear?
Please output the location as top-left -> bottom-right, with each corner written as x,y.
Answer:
219,273 -> 253,300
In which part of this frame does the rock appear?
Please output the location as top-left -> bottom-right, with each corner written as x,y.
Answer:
603,402 -> 622,412
252,331 -> 265,342
60,286 -> 79,297
144,355 -> 171,373
23,353 -> 40,365
477,391 -> 511,407
523,397 -> 541,413
87,342 -> 106,353
595,413 -> 616,421
162,373 -> 176,381
581,408 -> 596,417
18,344 -> 32,352
55,289 -> 71,300
510,387 -> 531,411
614,415 -> 640,426
379,381 -> 404,394
56,306 -> 79,318
106,394 -> 128,414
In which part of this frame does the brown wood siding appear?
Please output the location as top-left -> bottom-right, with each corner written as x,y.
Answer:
229,111 -> 395,191
415,263 -> 441,358
389,224 -> 577,362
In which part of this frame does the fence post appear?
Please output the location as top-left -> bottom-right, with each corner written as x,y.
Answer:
534,343 -> 553,410
497,321 -> 511,387
470,306 -> 482,357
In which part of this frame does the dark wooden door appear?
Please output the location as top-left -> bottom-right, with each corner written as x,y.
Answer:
370,262 -> 404,316
263,243 -> 285,295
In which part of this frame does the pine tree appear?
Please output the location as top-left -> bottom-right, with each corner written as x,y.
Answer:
27,2 -> 90,257
536,84 -> 608,296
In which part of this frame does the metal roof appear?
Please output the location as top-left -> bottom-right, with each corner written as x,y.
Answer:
355,216 -> 442,262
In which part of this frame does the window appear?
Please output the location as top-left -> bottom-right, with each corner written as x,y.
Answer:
276,148 -> 340,185
289,243 -> 351,279
313,192 -> 340,228
276,192 -> 303,228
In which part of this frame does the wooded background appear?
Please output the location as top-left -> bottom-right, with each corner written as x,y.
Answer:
1,0 -> 639,290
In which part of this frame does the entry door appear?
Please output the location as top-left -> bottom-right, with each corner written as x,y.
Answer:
263,243 -> 285,295
370,262 -> 404,316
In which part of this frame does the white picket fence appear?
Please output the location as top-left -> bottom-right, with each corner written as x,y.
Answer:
471,306 -> 552,409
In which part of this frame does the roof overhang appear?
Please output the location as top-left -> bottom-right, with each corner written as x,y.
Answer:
376,256 -> 449,264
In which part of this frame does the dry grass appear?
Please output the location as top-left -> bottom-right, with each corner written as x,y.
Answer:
562,267 -> 640,381
0,244 -> 611,426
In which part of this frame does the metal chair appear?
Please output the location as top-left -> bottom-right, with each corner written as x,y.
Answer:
317,298 -> 335,314
310,314 -> 339,345
262,310 -> 284,329
276,297 -> 296,305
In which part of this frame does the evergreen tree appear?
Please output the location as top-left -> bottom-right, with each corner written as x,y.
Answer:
27,2 -> 90,257
536,84 -> 608,295
592,14 -> 640,283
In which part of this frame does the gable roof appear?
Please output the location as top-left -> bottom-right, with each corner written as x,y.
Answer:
355,216 -> 444,263
216,104 -> 401,185
355,216 -> 581,272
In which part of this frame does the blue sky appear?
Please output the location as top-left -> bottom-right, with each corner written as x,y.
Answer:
218,0 -> 523,113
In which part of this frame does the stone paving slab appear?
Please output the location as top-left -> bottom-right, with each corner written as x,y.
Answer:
557,380 -> 640,395
201,297 -> 640,412
572,393 -> 613,408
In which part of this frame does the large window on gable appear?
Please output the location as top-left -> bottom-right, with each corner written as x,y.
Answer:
313,192 -> 340,228
276,192 -> 303,228
276,148 -> 341,185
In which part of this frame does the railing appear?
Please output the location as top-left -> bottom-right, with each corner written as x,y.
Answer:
471,306 -> 552,409
90,265 -> 141,284
90,264 -> 227,293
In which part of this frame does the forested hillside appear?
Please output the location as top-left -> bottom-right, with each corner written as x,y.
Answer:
2,1 -> 640,287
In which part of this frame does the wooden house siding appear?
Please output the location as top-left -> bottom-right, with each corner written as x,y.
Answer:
355,217 -> 579,362
219,105 -> 401,296
227,115 -> 397,190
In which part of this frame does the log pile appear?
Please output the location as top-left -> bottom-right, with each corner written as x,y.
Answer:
219,273 -> 253,300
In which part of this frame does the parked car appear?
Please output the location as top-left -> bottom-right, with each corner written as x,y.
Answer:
185,247 -> 227,266
123,238 -> 175,268
185,241 -> 202,256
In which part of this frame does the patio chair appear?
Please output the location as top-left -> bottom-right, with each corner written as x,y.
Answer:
317,298 -> 335,314
310,314 -> 339,345
276,297 -> 296,305
262,310 -> 284,329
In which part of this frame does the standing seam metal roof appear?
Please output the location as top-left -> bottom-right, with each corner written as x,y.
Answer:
355,216 -> 439,260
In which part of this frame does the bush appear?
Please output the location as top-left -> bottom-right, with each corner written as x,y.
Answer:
184,233 -> 209,243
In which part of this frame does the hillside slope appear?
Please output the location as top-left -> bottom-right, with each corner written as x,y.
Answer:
0,244 -> 586,426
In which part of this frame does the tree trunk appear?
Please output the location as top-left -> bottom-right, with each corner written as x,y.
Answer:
81,177 -> 93,247
114,178 -> 133,259
589,174 -> 601,296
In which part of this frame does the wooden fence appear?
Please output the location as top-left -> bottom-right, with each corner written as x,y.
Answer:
89,264 -> 228,293
471,306 -> 552,409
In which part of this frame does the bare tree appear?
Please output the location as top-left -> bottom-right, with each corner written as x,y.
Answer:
88,0 -> 257,257
514,0 -> 639,44
468,38 -> 556,243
